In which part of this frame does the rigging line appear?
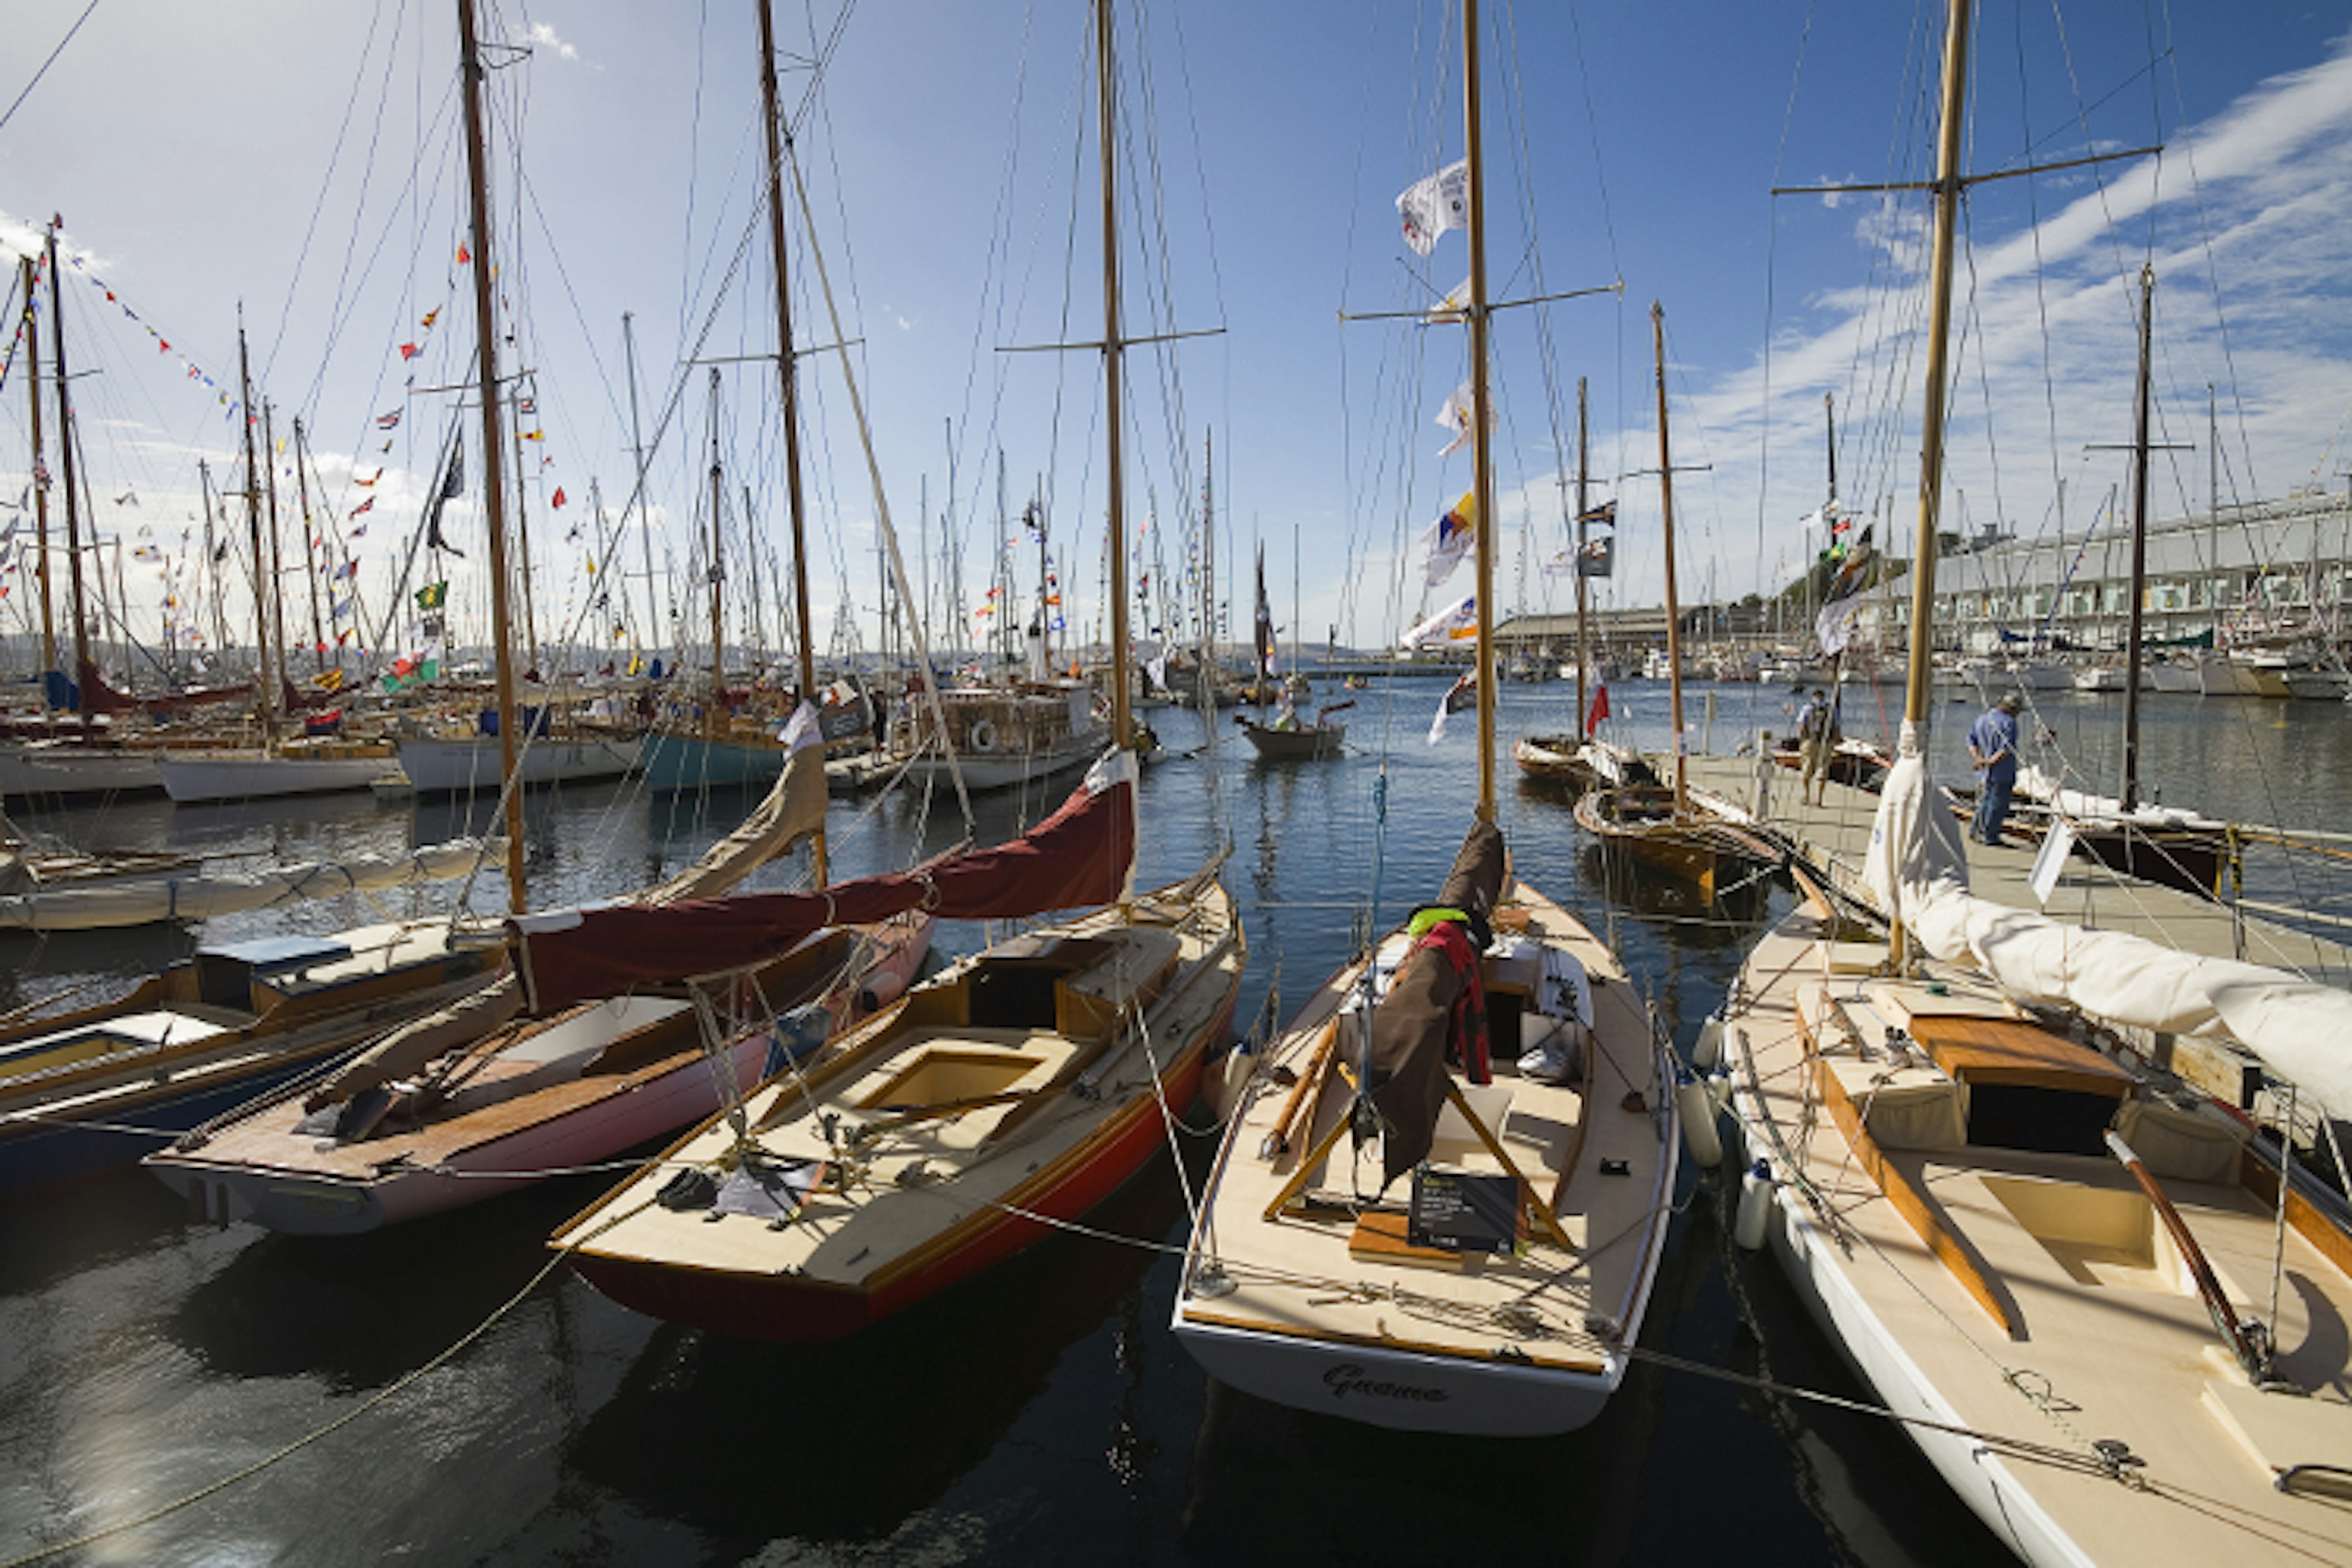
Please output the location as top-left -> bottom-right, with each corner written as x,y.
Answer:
1754,0 -> 1820,609
0,0 -> 101,140
261,0 -> 398,388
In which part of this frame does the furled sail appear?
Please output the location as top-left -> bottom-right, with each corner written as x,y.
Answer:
1863,747 -> 2352,1121
1366,818 -> 1506,1185
508,748 -> 1138,1016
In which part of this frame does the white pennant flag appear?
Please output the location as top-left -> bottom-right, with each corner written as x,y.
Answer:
1397,160 -> 1469,256
1401,593 -> 1479,649
1435,380 -> 1494,457
1418,492 -> 1478,586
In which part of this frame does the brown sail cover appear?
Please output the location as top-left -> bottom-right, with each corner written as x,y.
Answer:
1368,818 -> 1507,1186
510,773 -> 1135,1014
74,660 -> 252,717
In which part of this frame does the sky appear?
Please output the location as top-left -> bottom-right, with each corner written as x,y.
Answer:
0,0 -> 2347,678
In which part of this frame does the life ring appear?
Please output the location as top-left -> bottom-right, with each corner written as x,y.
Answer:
968,719 -> 999,753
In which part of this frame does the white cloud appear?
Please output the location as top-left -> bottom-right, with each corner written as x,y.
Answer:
527,23 -> 579,64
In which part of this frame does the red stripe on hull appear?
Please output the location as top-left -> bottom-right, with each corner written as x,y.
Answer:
571,993 -> 1234,1341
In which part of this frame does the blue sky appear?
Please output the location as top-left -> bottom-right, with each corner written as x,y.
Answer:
1,0 -> 2347,671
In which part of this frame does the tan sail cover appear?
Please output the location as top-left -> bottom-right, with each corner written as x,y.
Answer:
1864,747 -> 2352,1121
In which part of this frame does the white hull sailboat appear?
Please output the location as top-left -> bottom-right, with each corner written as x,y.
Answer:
546,0 -> 1243,1345
1177,834 -> 1678,1436
1175,0 -> 1676,1439
157,742 -> 398,804
1713,2 -> 2352,1559
395,732 -> 642,794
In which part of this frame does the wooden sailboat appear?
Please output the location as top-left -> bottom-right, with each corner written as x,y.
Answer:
1172,0 -> 1678,1437
543,0 -> 1242,1339
1237,542 -> 1348,759
0,920 -> 507,1190
1515,378 -> 1645,793
154,358 -> 398,804
1574,307 -> 1754,900
141,0 -> 940,1235
2010,265 -> 2229,900
1712,4 -> 2352,1559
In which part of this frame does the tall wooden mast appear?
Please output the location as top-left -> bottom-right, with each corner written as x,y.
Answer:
294,419 -> 328,679
1463,0 -> 1498,821
2120,263 -> 2154,812
704,366 -> 726,744
456,0 -> 527,913
1098,0 -> 1133,754
755,0 -> 826,885
1653,303 -> 1689,812
1901,0 -> 1972,737
21,255 -> 56,679
235,324 -> 272,734
1574,377 -> 1590,737
46,227 -> 92,712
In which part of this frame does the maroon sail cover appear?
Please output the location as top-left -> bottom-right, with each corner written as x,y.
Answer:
75,660 -> 252,717
510,772 -> 1134,1014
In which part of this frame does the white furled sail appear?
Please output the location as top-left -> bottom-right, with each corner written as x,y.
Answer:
1864,745 -> 2352,1121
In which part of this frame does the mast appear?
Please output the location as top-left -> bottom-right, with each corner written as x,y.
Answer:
293,419 -> 326,679
234,324 -> 271,732
622,312 -> 660,674
510,386 -> 540,674
1901,0 -> 1972,736
200,461 -> 230,664
1574,377 -> 1590,737
46,228 -> 92,712
1201,432 -> 1216,696
704,365 -> 726,745
1463,0 -> 1498,821
1887,0 -> 1973,965
456,0 -> 526,914
1097,0 -> 1133,752
262,402 -> 289,712
1653,303 -> 1689,812
21,256 -> 56,679
756,0 -> 826,883
2120,263 -> 2154,812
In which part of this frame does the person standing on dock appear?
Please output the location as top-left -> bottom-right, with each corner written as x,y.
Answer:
1795,687 -> 1838,805
1967,692 -> 2023,844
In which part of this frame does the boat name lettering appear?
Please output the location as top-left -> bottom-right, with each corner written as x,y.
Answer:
1322,1363 -> 1447,1403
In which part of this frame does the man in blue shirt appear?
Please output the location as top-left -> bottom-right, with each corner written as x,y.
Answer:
1967,692 -> 2023,844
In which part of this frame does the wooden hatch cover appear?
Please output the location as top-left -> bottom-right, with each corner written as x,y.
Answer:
1906,1014 -> 2134,1099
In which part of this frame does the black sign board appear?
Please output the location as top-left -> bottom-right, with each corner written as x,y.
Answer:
1407,1167 -> 1521,1254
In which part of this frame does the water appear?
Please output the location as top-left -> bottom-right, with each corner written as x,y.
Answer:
4,676 -> 2346,1565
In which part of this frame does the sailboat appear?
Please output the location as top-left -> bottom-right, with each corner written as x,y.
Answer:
1573,309 -> 1761,902
153,367 -> 401,805
543,0 -> 1242,1340
1235,543 -> 1348,760
143,0 -> 941,1236
1171,0 -> 1678,1438
1711,2 -> 2352,1559
2006,265 -> 2230,900
639,369 -> 808,796
1517,377 -> 1651,794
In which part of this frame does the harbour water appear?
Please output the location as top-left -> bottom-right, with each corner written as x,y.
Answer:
2,674 -> 2346,1566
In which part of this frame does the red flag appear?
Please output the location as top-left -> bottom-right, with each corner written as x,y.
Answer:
351,497 -> 375,517
456,242 -> 471,265
399,342 -> 420,361
551,487 -> 567,509
1584,681 -> 1610,736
